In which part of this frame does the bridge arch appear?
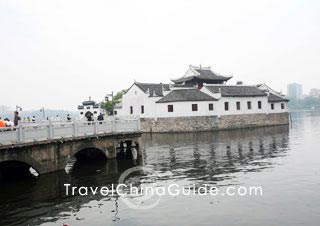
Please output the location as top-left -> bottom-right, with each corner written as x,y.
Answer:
0,160 -> 40,182
71,143 -> 110,161
74,147 -> 108,161
0,154 -> 45,174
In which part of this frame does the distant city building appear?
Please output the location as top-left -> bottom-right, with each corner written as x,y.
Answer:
78,97 -> 102,119
287,83 -> 303,100
0,105 -> 10,115
309,88 -> 320,98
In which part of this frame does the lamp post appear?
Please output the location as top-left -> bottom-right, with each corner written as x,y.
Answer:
16,105 -> 22,112
40,107 -> 45,120
105,91 -> 114,116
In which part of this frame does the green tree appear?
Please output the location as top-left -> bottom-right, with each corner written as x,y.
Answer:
101,89 -> 127,114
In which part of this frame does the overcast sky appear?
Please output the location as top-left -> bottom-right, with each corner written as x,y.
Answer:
0,0 -> 319,111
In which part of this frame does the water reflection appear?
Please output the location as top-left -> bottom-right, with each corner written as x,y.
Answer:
0,125 -> 290,226
143,125 -> 289,186
0,158 -> 138,226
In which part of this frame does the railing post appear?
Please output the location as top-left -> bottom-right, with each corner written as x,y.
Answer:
73,119 -> 78,137
17,121 -> 24,143
94,120 -> 98,134
48,119 -> 53,139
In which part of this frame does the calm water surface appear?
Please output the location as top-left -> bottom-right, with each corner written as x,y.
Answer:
0,111 -> 320,226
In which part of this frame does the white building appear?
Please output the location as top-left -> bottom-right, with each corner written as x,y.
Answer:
78,97 -> 103,119
116,65 -> 289,119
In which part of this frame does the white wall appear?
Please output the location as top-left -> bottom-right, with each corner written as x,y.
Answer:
211,97 -> 287,116
216,96 -> 268,116
155,101 -> 217,118
118,84 -> 162,118
201,86 -> 288,115
268,102 -> 288,113
118,84 -> 288,119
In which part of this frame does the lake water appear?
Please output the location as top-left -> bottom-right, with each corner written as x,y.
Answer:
0,111 -> 319,226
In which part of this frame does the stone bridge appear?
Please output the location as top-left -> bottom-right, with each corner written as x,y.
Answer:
0,118 -> 142,179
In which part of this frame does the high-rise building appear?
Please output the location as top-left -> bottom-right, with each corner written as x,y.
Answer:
309,88 -> 320,98
287,83 -> 303,100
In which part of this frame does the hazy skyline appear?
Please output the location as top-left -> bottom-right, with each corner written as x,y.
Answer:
1,0 -> 320,111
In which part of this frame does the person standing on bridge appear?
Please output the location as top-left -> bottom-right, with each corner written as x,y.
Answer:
13,111 -> 21,126
0,117 -> 6,128
97,113 -> 104,124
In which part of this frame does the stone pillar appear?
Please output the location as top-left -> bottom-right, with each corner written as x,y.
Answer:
105,140 -> 116,159
117,141 -> 125,158
135,137 -> 143,157
125,140 -> 133,159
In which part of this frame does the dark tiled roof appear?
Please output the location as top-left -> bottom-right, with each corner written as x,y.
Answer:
82,100 -> 96,106
205,85 -> 267,97
156,89 -> 217,103
135,82 -> 170,97
172,68 -> 232,84
268,93 -> 289,102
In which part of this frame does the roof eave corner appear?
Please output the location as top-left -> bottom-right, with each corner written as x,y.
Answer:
226,75 -> 233,80
189,67 -> 200,76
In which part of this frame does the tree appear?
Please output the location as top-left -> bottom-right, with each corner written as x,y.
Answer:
303,96 -> 320,108
101,89 -> 127,114
288,96 -> 320,109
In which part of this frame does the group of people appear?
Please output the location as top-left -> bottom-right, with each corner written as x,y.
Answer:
85,112 -> 104,122
0,111 -> 21,128
21,116 -> 37,123
0,111 -> 107,129
0,112 -> 74,129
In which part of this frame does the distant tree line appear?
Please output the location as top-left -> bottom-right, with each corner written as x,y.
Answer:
288,96 -> 320,110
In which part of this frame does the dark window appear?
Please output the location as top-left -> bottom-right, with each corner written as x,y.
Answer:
224,102 -> 229,111
94,111 -> 97,114
114,111 -> 117,115
209,103 -> 214,111
271,103 -> 274,110
141,105 -> 144,114
86,106 -> 90,109
130,106 -> 133,114
168,105 -> 173,112
247,101 -> 252,110
80,112 -> 84,115
258,101 -> 262,109
192,104 -> 198,111
236,102 -> 241,110
281,103 -> 285,109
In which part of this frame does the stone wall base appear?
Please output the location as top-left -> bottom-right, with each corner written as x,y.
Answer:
141,113 -> 289,133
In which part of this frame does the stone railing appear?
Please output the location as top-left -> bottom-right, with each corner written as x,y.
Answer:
0,117 -> 140,146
